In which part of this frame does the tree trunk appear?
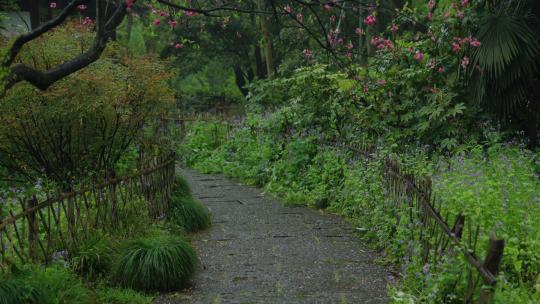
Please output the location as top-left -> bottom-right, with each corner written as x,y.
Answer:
233,66 -> 249,96
254,44 -> 266,79
29,0 -> 40,30
257,0 -> 275,79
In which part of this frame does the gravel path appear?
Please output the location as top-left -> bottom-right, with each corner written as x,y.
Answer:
160,168 -> 389,304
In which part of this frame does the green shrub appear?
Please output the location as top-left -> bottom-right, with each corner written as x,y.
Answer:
173,175 -> 192,198
170,195 -> 211,232
72,236 -> 117,279
95,285 -> 153,304
112,236 -> 197,292
0,265 -> 92,304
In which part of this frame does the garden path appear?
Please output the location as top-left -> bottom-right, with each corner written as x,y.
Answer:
160,168 -> 389,304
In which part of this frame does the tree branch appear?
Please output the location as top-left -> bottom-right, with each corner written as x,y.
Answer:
4,0 -> 90,67
5,1 -> 127,91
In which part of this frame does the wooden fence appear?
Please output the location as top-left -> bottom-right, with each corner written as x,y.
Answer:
336,142 -> 504,304
180,119 -> 505,304
0,153 -> 176,269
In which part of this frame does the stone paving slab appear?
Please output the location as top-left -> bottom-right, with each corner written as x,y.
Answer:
158,169 -> 388,304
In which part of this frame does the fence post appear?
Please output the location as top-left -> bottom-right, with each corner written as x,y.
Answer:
478,237 -> 505,304
27,196 -> 39,261
179,120 -> 185,142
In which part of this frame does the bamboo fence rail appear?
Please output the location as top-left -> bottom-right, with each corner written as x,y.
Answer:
0,153 -> 176,270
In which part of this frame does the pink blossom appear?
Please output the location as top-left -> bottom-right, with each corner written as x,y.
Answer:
363,86 -> 369,93
377,79 -> 386,86
169,20 -> 177,28
370,36 -> 383,46
451,42 -> 461,53
153,19 -> 161,26
185,10 -> 198,17
77,4 -> 87,11
461,0 -> 469,6
456,10 -> 464,19
443,12 -> 451,19
345,51 -> 352,58
126,0 -> 134,12
355,27 -> 364,36
323,3 -> 332,12
438,67 -> 445,73
337,38 -> 344,45
391,24 -> 398,33
175,43 -> 184,49
363,14 -> 376,26
284,5 -> 292,14
50,2 -> 57,9
413,51 -> 424,62
296,13 -> 303,22
303,49 -> 314,60
347,42 -> 354,50
330,15 -> 336,23
470,39 -> 481,47
82,17 -> 93,26
384,40 -> 395,51
428,0 -> 436,10
461,56 -> 470,68
427,12 -> 433,20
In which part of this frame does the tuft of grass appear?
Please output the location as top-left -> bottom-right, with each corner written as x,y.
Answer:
170,195 -> 211,232
0,264 -> 92,304
72,236 -> 117,279
111,236 -> 197,292
173,175 -> 192,198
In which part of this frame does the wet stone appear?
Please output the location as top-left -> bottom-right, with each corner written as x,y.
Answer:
156,169 -> 389,304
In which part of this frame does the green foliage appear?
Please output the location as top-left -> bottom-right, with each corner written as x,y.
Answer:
170,195 -> 211,232
94,285 -> 153,304
174,175 -> 192,198
181,114 -> 540,302
472,1 -> 540,118
111,236 -> 197,292
0,22 -> 175,186
0,264 -> 92,304
433,145 -> 540,292
71,236 -> 118,279
170,175 -> 211,232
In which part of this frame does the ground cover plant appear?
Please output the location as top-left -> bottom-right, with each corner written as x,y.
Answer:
178,78 -> 540,303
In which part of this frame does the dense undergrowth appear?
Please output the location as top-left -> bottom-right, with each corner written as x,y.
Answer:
0,173 -> 209,303
178,66 -> 540,303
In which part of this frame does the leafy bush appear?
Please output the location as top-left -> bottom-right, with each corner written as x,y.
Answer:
0,22 -> 175,186
94,285 -> 153,304
111,236 -> 197,292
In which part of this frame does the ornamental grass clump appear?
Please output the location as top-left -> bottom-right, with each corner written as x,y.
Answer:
169,174 -> 211,232
170,195 -> 211,232
112,236 -> 197,292
173,175 -> 192,198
